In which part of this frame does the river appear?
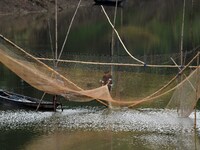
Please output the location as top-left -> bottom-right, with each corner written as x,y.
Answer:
0,0 -> 200,149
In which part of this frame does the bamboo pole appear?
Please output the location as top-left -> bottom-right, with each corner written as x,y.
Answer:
55,0 -> 58,62
170,57 -> 196,91
194,52 -> 199,129
53,0 -> 58,111
58,0 -> 82,62
109,0 -> 119,109
37,57 -> 200,69
180,0 -> 186,66
111,0 -> 118,57
101,5 -> 144,64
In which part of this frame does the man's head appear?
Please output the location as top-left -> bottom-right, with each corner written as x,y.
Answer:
104,70 -> 110,74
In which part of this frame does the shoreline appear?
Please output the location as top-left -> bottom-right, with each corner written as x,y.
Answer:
0,0 -> 92,15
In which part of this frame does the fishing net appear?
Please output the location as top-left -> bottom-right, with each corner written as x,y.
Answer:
0,35 -> 199,117
166,68 -> 200,117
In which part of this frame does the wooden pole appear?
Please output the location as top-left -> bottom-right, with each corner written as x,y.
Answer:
194,106 -> 196,129
53,0 -> 58,112
194,52 -> 199,129
109,0 -> 119,109
180,0 -> 186,66
36,93 -> 46,111
55,0 -> 58,63
53,95 -> 57,112
111,0 -> 118,57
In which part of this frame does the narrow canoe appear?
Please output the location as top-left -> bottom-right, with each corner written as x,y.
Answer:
0,89 -> 62,111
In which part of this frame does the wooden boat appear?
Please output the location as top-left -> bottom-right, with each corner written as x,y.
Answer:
94,0 -> 125,6
0,89 -> 62,111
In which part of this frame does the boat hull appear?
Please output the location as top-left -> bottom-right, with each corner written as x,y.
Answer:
94,0 -> 124,6
0,89 -> 61,111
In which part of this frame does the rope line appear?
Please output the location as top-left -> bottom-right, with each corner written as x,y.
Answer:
101,5 -> 145,65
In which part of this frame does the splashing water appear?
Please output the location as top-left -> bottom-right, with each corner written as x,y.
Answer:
0,108 -> 198,133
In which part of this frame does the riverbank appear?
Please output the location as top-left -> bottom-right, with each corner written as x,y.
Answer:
0,0 -> 92,15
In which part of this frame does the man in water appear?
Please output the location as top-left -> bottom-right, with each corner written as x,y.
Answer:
100,71 -> 112,91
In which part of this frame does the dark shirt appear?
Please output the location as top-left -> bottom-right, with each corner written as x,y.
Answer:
102,74 -> 112,85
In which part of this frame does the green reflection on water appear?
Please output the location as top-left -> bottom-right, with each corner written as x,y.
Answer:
0,0 -> 199,56
0,128 -> 38,150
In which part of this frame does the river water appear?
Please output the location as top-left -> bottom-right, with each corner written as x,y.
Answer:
0,0 -> 200,149
0,108 -> 200,150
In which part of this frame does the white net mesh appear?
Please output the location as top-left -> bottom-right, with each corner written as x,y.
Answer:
167,68 -> 200,117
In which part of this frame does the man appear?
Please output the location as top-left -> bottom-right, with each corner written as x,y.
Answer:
100,71 -> 112,91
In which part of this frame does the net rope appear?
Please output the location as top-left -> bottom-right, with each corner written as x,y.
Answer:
0,35 -> 199,117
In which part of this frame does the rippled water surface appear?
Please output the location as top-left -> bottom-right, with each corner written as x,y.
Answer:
0,107 -> 200,150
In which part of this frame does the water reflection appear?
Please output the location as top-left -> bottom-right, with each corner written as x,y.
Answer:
0,0 -> 199,57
